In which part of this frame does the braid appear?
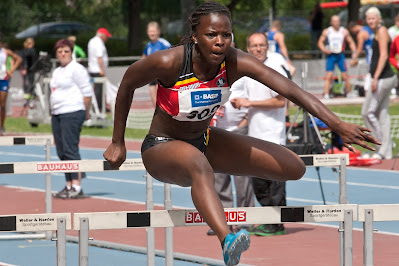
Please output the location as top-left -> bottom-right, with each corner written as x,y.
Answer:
179,1 -> 232,45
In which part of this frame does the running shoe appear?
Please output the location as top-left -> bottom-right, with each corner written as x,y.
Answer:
250,224 -> 286,236
53,186 -> 70,199
222,229 -> 250,266
68,187 -> 85,199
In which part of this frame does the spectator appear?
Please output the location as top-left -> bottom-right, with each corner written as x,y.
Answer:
51,39 -> 92,199
19,37 -> 37,97
388,13 -> 399,41
362,7 -> 396,160
349,22 -> 374,66
266,20 -> 296,77
348,22 -> 374,98
230,32 -> 288,236
67,35 -> 87,61
142,21 -> 172,107
88,28 -> 111,111
0,33 -> 22,135
309,2 -> 325,58
207,75 -> 255,236
318,15 -> 356,98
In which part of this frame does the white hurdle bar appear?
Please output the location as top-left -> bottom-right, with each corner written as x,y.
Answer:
0,213 -> 71,266
74,204 -> 357,266
358,204 -> 399,266
0,158 -> 146,174
0,135 -> 54,239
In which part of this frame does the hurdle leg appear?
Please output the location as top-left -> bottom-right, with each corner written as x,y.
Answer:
363,209 -> 374,266
56,218 -> 66,266
79,217 -> 89,266
164,183 -> 174,266
344,210 -> 353,266
339,157 -> 348,266
45,138 -> 52,239
146,172 -> 155,266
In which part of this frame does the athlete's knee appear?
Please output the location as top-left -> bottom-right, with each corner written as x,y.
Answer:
285,156 -> 306,181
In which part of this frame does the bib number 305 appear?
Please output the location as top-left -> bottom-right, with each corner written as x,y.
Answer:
186,105 -> 220,120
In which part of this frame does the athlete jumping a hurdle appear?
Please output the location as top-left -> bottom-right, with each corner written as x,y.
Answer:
104,2 -> 380,265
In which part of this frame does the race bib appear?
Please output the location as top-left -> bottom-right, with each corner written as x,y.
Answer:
173,87 -> 231,121
329,41 -> 342,54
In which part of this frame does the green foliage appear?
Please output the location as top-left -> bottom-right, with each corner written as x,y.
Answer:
286,34 -> 311,51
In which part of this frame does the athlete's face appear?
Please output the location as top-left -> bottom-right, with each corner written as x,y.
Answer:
147,26 -> 160,43
193,13 -> 232,64
330,16 -> 341,29
247,34 -> 268,62
366,13 -> 381,30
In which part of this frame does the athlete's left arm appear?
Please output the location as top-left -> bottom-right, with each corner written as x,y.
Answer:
344,29 -> 357,56
6,49 -> 22,76
275,32 -> 290,62
230,48 -> 380,151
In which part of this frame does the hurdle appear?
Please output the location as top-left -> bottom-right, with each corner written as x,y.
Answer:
0,212 -> 71,266
0,135 -> 53,239
74,204 -> 356,266
358,204 -> 399,266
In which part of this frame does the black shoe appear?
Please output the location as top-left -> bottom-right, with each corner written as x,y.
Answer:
236,225 -> 254,233
53,186 -> 70,199
250,224 -> 286,236
68,187 -> 85,199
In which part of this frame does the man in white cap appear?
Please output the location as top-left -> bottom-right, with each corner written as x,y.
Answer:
88,27 -> 111,111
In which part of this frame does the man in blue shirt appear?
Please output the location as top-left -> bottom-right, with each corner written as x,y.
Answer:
142,22 -> 172,106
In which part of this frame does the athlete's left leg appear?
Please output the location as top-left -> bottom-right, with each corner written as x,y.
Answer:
205,127 -> 305,182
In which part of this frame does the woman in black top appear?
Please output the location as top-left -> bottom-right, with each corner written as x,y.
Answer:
362,7 -> 396,160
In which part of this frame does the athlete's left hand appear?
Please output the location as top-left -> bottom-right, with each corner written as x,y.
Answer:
335,122 -> 380,152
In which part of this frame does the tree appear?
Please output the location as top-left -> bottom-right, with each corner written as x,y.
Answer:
347,0 -> 360,26
128,0 -> 141,53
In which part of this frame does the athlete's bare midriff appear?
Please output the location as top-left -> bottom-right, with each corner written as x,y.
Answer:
148,106 -> 211,140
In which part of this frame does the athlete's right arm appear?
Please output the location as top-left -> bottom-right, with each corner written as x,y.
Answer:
317,29 -> 329,54
104,47 -> 181,168
350,31 -> 366,66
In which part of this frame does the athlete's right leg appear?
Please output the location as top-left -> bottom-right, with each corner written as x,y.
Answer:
141,140 -> 232,243
324,54 -> 335,98
324,71 -> 333,97
0,91 -> 8,132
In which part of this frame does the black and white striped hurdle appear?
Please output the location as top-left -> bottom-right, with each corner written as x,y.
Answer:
0,213 -> 70,266
73,204 -> 356,266
0,144 -> 351,266
0,136 -> 54,239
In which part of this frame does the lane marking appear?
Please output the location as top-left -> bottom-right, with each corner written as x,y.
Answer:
301,177 -> 399,190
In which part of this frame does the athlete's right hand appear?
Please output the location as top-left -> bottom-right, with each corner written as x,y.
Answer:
103,142 -> 127,169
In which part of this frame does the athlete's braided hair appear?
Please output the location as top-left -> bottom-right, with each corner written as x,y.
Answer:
179,1 -> 232,45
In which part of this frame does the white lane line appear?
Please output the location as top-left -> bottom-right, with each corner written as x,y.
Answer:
301,177 -> 399,190
287,197 -> 337,205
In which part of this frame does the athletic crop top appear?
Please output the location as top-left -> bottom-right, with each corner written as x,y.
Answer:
157,43 -> 231,122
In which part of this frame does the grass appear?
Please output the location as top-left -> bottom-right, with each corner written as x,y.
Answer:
4,117 -> 148,140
